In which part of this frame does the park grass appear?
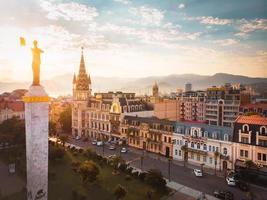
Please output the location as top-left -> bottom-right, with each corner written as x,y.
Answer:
2,147 -> 165,200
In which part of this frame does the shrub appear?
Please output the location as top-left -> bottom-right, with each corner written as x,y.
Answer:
126,167 -> 133,174
113,184 -> 127,200
79,160 -> 99,184
145,169 -> 167,192
72,161 -> 81,172
78,149 -> 84,154
138,172 -> 147,181
131,171 -> 139,177
118,163 -> 127,172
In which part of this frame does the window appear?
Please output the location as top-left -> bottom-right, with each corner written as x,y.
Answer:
197,154 -> 200,161
179,150 -> 181,156
203,144 -> 207,151
191,143 -> 194,148
197,143 -> 200,149
259,139 -> 267,147
260,126 -> 266,135
175,149 -> 178,155
168,137 -> 171,143
212,146 -> 215,152
258,153 -> 262,161
209,145 -> 211,152
203,156 -> 207,162
243,124 -> 249,132
223,148 -> 227,155
164,136 -> 167,142
216,147 -> 219,152
263,154 -> 267,161
191,153 -> 194,160
241,137 -> 249,144
224,134 -> 229,141
209,157 -> 213,164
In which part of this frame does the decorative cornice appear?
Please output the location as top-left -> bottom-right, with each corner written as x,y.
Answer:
23,96 -> 50,103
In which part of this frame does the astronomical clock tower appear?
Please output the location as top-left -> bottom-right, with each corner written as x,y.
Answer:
72,48 -> 91,137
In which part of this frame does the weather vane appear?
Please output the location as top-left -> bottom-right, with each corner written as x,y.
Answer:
20,37 -> 44,86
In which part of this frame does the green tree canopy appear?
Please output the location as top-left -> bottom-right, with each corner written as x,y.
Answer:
113,184 -> 127,200
59,106 -> 72,133
145,169 -> 167,192
79,160 -> 99,184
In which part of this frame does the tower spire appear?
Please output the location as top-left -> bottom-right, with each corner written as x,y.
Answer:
75,47 -> 90,90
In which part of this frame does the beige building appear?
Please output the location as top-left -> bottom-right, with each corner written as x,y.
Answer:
121,116 -> 175,157
232,115 -> 267,168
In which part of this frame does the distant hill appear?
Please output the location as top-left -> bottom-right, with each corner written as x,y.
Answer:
0,73 -> 266,97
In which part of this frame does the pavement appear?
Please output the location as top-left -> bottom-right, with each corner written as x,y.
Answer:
52,137 -> 267,200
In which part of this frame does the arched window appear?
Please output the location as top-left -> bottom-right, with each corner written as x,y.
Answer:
197,143 -> 200,149
194,130 -> 198,137
203,144 -> 207,151
260,126 -> 266,135
212,132 -> 217,139
223,147 -> 227,155
204,131 -> 208,138
243,124 -> 249,132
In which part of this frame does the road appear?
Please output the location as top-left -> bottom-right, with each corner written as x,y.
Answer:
65,138 -> 267,200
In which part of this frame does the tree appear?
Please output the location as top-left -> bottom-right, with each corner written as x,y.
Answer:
245,160 -> 257,169
0,117 -> 25,145
59,135 -> 68,147
113,184 -> 127,200
214,151 -> 220,175
109,155 -> 125,171
59,106 -> 72,133
79,160 -> 99,184
49,145 -> 65,161
181,145 -> 188,167
145,169 -> 167,192
49,120 -> 57,136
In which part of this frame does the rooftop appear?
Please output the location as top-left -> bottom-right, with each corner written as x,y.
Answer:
235,115 -> 267,126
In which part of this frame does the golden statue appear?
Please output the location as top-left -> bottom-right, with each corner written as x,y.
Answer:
31,40 -> 44,86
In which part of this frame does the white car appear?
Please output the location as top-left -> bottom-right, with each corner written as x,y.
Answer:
226,177 -> 236,186
120,147 -> 127,153
193,169 -> 203,177
91,140 -> 97,145
75,136 -> 81,140
96,141 -> 103,146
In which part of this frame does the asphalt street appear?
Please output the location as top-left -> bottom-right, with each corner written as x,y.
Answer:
66,138 -> 267,200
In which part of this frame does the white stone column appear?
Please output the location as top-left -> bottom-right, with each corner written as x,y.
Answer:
23,86 -> 50,200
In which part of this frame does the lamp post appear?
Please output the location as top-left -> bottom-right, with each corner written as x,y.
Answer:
168,157 -> 173,181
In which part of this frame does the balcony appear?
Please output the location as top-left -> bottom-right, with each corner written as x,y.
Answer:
187,147 -> 208,155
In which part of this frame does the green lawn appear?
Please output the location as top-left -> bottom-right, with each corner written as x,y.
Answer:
48,150 -> 163,200
2,147 -> 165,200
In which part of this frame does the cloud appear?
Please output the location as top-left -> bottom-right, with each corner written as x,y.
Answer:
129,6 -> 164,26
199,16 -> 232,25
113,0 -> 131,5
40,0 -> 98,21
213,39 -> 239,46
236,18 -> 267,36
178,4 -> 185,9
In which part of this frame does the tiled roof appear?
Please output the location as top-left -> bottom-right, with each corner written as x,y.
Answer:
235,115 -> 267,126
240,103 -> 267,109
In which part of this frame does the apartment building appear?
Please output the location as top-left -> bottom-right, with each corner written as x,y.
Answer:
121,116 -> 175,157
173,121 -> 233,170
206,83 -> 244,127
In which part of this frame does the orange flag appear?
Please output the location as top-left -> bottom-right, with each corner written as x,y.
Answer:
20,37 -> 26,46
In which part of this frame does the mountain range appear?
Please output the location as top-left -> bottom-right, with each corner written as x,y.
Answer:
0,73 -> 266,97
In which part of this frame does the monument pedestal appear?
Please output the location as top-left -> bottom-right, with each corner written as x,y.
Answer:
23,85 -> 50,200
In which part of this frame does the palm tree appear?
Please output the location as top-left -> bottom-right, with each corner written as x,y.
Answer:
181,145 -> 188,167
214,151 -> 220,175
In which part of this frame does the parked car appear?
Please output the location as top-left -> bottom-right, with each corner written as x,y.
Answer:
97,141 -> 103,146
75,136 -> 81,140
109,145 -> 116,150
213,190 -> 234,200
120,147 -> 127,153
226,177 -> 236,186
193,169 -> 203,177
91,140 -> 97,145
237,180 -> 249,191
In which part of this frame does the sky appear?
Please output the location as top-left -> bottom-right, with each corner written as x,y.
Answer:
0,0 -> 267,82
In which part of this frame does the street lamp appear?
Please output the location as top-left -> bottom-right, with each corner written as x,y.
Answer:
168,157 -> 173,181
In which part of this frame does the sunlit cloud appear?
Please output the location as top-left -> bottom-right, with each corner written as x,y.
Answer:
113,0 -> 131,5
213,39 -> 239,46
178,4 -> 185,9
129,6 -> 164,26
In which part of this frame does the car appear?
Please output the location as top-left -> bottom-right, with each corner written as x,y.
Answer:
75,136 -> 81,140
109,145 -> 116,150
237,180 -> 249,191
91,140 -> 97,145
213,190 -> 234,200
226,177 -> 236,186
193,169 -> 203,177
97,141 -> 103,146
120,147 -> 127,153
